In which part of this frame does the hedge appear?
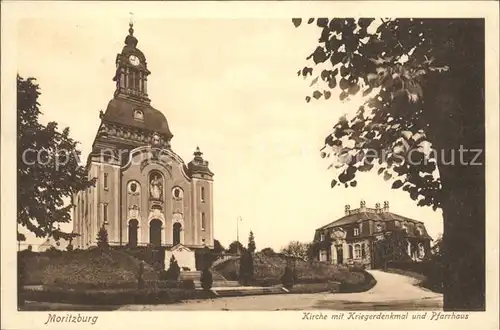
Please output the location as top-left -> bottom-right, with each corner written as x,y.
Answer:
22,287 -> 216,305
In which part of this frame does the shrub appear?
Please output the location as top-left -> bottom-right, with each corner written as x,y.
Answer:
96,226 -> 109,250
261,247 -> 275,256
200,269 -> 213,290
165,256 -> 181,281
339,271 -> 376,293
180,280 -> 196,290
281,265 -> 297,289
239,250 -> 254,285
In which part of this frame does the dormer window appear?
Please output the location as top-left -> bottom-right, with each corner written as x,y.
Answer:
133,109 -> 144,121
353,228 -> 359,236
402,223 -> 408,233
376,223 -> 383,232
320,233 -> 325,241
417,226 -> 424,236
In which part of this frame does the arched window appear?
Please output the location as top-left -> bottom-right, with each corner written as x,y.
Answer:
128,219 -> 139,247
173,222 -> 182,246
361,243 -> 366,258
354,244 -> 361,259
149,219 -> 162,247
376,223 -> 383,232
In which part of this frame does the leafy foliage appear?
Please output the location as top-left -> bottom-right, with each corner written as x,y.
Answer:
293,18 -> 484,211
281,241 -> 313,261
227,240 -> 246,254
213,239 -> 225,254
200,269 -> 213,290
165,255 -> 181,281
260,247 -> 275,256
372,229 -> 411,268
17,75 -> 95,241
281,264 -> 297,289
238,250 -> 254,285
96,226 -> 109,249
248,231 -> 256,253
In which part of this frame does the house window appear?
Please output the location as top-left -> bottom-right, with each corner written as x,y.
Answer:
361,243 -> 366,258
201,213 -> 206,230
201,187 -> 205,202
104,173 -> 108,190
354,244 -> 361,259
402,223 -> 408,233
353,228 -> 359,236
418,243 -> 425,258
320,233 -> 325,241
348,245 -> 353,259
376,223 -> 382,232
417,227 -> 424,236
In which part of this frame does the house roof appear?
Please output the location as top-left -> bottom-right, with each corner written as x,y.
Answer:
316,209 -> 424,231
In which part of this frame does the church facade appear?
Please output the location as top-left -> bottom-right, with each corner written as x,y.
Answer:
72,23 -> 214,254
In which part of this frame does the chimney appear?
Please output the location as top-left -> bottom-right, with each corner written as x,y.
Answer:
344,204 -> 351,215
375,202 -> 381,212
360,200 -> 366,211
383,201 -> 389,212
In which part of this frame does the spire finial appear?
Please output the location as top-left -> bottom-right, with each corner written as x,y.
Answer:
129,12 -> 134,35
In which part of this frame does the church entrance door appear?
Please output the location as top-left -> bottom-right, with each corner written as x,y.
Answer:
173,222 -> 181,246
149,219 -> 162,247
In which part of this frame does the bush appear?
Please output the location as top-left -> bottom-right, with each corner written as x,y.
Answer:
200,269 -> 213,290
239,250 -> 254,285
339,271 -> 376,293
180,280 -> 196,290
281,265 -> 297,289
22,287 -> 217,305
96,226 -> 109,250
261,247 -> 275,256
165,256 -> 181,281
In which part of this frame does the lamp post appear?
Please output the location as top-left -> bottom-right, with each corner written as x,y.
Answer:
237,216 -> 242,254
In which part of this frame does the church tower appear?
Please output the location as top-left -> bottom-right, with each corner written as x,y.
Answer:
73,23 -> 215,259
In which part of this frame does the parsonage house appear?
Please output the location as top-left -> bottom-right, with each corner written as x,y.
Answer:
71,23 -> 214,271
313,201 -> 432,269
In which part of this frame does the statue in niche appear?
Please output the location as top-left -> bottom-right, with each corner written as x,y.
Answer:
150,174 -> 163,200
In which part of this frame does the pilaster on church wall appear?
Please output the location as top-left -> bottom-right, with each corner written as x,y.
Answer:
208,180 -> 214,248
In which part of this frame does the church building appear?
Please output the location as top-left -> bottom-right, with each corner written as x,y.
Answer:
72,23 -> 215,264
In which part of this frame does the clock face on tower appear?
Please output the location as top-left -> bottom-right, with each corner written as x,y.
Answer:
129,55 -> 140,66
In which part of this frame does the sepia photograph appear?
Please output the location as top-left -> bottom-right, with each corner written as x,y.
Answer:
1,1 -> 499,329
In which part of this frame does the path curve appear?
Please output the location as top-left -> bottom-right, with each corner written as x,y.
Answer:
118,270 -> 443,311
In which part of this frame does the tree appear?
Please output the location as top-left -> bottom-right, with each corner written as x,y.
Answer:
248,231 -> 256,253
17,75 -> 95,242
281,241 -> 312,260
96,225 -> 109,249
281,264 -> 297,289
373,230 -> 411,269
260,247 -> 275,256
200,269 -> 213,291
227,241 -> 245,254
166,255 -> 181,281
293,18 -> 484,310
213,239 -> 225,254
238,250 -> 254,285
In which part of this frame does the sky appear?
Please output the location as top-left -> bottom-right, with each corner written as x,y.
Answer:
16,17 -> 443,251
